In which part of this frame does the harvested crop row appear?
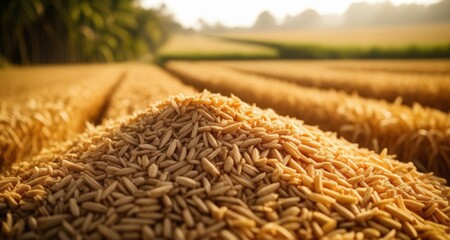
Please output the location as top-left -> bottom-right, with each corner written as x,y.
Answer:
166,62 -> 450,181
217,23 -> 450,49
214,60 -> 450,111
1,92 -> 449,240
0,65 -> 126,171
0,64 -> 123,101
105,64 -> 196,120
315,59 -> 450,75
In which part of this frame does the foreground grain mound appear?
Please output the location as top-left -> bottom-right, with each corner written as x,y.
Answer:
1,92 -> 449,240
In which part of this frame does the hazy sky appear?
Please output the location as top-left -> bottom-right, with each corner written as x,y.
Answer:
140,0 -> 439,28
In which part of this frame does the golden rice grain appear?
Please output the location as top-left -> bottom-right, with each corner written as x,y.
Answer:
166,140 -> 178,157
222,122 -> 242,134
68,198 -> 80,217
336,194 -> 359,205
98,224 -> 121,240
81,202 -> 108,213
175,176 -> 198,188
307,192 -> 336,205
61,160 -> 84,172
147,184 -> 173,198
384,205 -> 414,223
201,158 -> 220,177
148,164 -> 158,178
332,202 -> 356,220
256,183 -> 280,197
114,167 -> 137,176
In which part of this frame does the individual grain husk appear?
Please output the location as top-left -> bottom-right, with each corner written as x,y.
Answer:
0,92 -> 449,240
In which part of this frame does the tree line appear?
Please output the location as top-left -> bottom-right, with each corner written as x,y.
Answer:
199,0 -> 450,32
0,0 -> 180,65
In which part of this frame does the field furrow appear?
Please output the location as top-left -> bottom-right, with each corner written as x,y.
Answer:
105,64 -> 197,120
166,61 -> 450,180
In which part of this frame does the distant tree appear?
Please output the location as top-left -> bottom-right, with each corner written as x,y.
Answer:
344,0 -> 450,27
213,22 -> 227,32
253,11 -> 277,31
373,2 -> 397,25
320,14 -> 344,28
282,9 -> 321,29
394,4 -> 424,25
344,2 -> 378,26
424,0 -> 450,22
198,18 -> 212,32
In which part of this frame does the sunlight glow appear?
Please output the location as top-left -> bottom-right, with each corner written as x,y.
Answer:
140,0 -> 440,29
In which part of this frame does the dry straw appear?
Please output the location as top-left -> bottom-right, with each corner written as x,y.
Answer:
104,64 -> 196,120
0,65 -> 126,172
166,62 -> 450,181
215,60 -> 450,111
1,92 -> 449,239
0,63 -> 194,172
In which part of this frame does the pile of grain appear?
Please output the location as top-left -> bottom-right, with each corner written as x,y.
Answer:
166,62 -> 450,181
1,92 -> 449,240
0,67 -> 124,171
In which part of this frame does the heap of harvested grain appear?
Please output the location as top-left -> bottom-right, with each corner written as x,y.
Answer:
1,92 -> 449,240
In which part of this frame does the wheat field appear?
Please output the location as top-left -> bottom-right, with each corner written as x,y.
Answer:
213,60 -> 450,111
219,22 -> 450,47
0,65 -> 128,171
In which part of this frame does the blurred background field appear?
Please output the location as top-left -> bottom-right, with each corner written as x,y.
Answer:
157,34 -> 278,63
218,23 -> 450,59
2,0 -> 450,65
219,23 -> 450,47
